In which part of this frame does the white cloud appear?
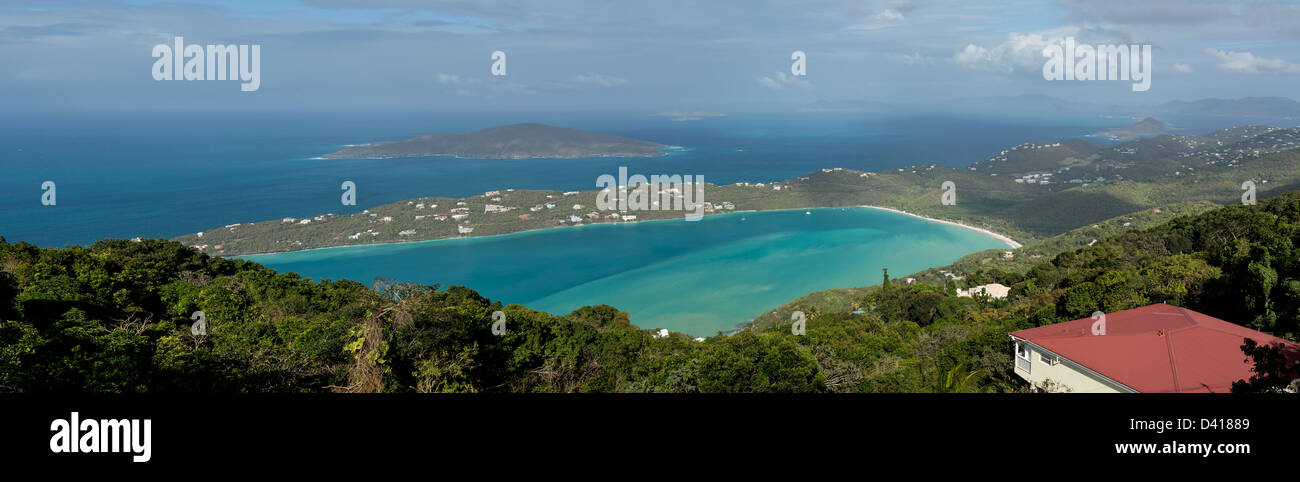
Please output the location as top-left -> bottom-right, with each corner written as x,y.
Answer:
873,9 -> 904,21
954,32 -> 1061,72
1203,48 -> 1300,74
1172,63 -> 1193,73
573,73 -> 628,87
757,71 -> 812,89
955,44 -> 991,65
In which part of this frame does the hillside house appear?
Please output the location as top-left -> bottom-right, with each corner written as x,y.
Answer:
1010,304 -> 1299,393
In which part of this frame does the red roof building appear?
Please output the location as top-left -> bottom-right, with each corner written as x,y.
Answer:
1009,303 -> 1299,393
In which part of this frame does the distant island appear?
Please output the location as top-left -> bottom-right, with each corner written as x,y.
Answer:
322,123 -> 666,159
1092,116 -> 1171,139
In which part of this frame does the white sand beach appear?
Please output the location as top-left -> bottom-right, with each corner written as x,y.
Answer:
859,205 -> 1023,249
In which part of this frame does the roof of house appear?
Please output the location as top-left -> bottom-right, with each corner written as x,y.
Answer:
1010,303 -> 1299,393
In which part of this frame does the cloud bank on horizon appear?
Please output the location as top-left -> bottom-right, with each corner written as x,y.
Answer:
0,0 -> 1296,111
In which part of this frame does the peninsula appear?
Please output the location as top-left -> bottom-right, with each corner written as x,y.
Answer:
321,123 -> 666,159
176,124 -> 1300,258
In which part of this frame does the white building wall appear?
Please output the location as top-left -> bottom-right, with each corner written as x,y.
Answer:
1012,339 -> 1132,393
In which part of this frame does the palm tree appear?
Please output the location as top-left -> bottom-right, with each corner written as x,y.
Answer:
941,363 -> 989,393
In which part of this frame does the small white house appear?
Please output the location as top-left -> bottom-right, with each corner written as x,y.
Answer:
957,283 -> 1010,299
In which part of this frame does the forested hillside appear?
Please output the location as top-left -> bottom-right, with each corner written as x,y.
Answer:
4,190 -> 1300,392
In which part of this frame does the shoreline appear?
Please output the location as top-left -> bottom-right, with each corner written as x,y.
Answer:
857,206 -> 1023,249
234,205 -> 1022,258
235,209 -> 746,258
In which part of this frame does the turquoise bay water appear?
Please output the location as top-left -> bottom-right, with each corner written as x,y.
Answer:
244,207 -> 1010,336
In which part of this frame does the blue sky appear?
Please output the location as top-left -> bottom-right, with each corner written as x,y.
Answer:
1,0 -> 1297,112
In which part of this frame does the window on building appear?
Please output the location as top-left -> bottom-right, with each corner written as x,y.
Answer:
1016,342 -> 1031,360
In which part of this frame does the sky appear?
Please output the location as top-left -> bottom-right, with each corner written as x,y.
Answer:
0,0 -> 1297,112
